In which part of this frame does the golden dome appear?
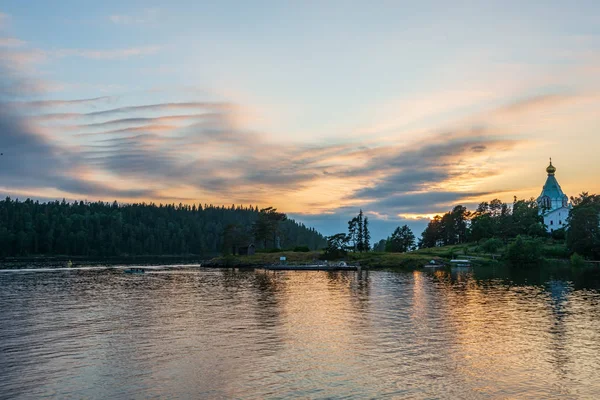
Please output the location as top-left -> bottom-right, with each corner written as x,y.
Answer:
546,158 -> 556,175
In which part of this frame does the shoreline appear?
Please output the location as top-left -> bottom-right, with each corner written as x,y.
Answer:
1,250 -> 591,270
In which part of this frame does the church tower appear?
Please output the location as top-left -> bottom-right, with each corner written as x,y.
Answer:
537,159 -> 570,232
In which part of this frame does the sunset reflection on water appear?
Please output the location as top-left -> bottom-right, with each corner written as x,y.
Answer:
1,266 -> 600,399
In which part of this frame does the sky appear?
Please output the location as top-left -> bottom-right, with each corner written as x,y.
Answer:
1,1 -> 599,241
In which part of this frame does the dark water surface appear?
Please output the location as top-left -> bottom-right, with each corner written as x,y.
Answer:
2,265 -> 600,399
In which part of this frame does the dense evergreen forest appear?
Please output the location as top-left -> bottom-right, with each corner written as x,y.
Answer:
0,198 -> 326,257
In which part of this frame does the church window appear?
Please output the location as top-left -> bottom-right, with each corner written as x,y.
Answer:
559,221 -> 562,225
550,220 -> 553,225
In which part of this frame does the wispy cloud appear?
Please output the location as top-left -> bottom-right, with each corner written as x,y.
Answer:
0,48 -> 47,69
4,63 -> 580,218
109,9 -> 160,25
55,45 -> 160,60
0,37 -> 26,47
53,101 -> 520,216
2,45 -> 160,66
36,102 -> 230,121
15,96 -> 118,108
0,56 -> 158,199
0,47 -> 52,95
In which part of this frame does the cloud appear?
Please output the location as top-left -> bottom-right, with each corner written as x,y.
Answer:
0,37 -> 26,47
74,124 -> 177,137
36,102 -> 230,121
77,113 -> 217,131
0,48 -> 52,96
368,191 -> 491,214
11,96 -> 118,109
0,60 -> 158,199
0,101 -> 154,197
85,102 -> 229,117
352,169 -> 450,199
55,45 -> 160,60
109,9 -> 160,25
0,48 -> 47,70
31,94 -> 522,217
496,93 -> 574,116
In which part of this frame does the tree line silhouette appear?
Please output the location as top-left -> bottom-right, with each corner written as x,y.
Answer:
0,198 -> 326,257
418,198 -> 546,248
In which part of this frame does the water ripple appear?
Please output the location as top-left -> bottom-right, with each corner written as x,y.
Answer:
1,267 -> 600,399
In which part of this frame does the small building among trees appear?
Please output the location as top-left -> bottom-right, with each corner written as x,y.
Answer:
536,159 -> 571,232
237,243 -> 256,256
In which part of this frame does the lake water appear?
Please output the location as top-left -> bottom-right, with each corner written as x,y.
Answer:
1,265 -> 600,399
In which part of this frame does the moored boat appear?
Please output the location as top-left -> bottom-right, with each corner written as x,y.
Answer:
423,260 -> 444,268
449,259 -> 471,267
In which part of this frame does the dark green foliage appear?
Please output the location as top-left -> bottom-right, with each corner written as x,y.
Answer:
0,197 -> 326,257
420,198 -> 545,249
550,228 -> 566,240
566,193 -> 600,260
419,215 -> 443,248
385,225 -> 415,253
252,207 -> 287,249
505,236 -> 543,267
570,252 -> 586,268
363,216 -> 371,252
222,223 -> 252,255
356,210 -> 364,252
347,217 -> 358,251
469,198 -> 544,242
257,248 -> 288,253
510,198 -> 544,237
480,238 -> 503,253
419,205 -> 470,248
373,239 -> 387,252
346,209 -> 370,252
293,246 -> 310,252
322,233 -> 349,260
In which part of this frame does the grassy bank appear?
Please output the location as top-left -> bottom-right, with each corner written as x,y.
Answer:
206,251 -> 441,270
205,251 -> 321,268
413,239 -> 570,262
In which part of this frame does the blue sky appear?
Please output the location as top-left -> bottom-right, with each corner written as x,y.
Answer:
1,1 -> 600,241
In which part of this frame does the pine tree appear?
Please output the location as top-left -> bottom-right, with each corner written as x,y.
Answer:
357,209 -> 364,252
347,217 -> 358,251
363,216 -> 370,252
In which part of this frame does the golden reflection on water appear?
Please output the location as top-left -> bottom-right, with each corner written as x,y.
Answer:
423,269 -> 600,398
2,267 -> 600,399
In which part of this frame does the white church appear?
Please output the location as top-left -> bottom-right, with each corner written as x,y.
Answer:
536,159 -> 571,232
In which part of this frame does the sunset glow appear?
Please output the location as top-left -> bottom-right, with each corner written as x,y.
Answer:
1,2 -> 599,239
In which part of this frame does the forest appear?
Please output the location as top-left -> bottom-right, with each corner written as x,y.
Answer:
0,198 -> 326,257
418,197 -> 546,248
417,194 -> 600,261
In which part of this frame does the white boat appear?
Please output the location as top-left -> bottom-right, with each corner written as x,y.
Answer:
423,260 -> 444,268
449,259 -> 471,267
